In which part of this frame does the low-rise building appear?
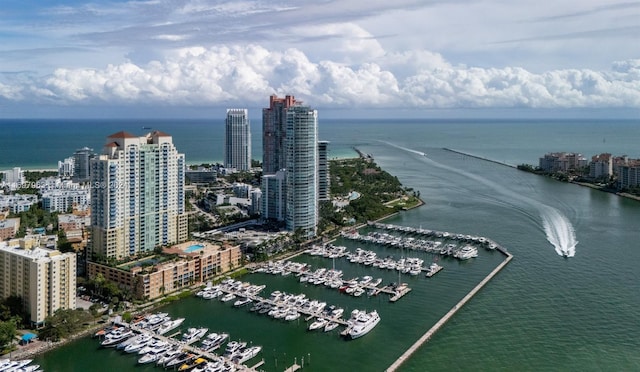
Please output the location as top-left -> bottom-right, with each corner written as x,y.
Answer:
41,188 -> 90,212
0,238 -> 76,325
0,194 -> 38,214
87,240 -> 241,300
0,218 -> 20,240
539,152 -> 587,173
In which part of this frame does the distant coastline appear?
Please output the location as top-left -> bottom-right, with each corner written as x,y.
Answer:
442,148 -> 640,203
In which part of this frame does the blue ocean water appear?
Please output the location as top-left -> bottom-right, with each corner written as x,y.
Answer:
1,119 -> 639,170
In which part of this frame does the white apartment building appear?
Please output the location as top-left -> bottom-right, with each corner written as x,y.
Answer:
41,189 -> 90,212
224,109 -> 252,172
285,105 -> 318,238
90,131 -> 188,260
0,238 -> 76,325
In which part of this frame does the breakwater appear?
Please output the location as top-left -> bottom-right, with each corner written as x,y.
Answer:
386,248 -> 513,372
442,148 -> 516,168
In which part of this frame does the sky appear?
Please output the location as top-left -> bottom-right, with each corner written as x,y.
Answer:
0,0 -> 639,119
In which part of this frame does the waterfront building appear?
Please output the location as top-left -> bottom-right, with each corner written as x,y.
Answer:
89,131 -> 188,260
618,161 -> 640,189
41,188 -> 90,212
285,105 -> 318,237
539,152 -> 587,173
262,95 -> 297,174
0,238 -> 76,325
0,194 -> 37,214
87,241 -> 241,300
72,147 -> 95,183
261,170 -> 286,222
58,157 -> 75,178
0,218 -> 20,241
1,167 -> 24,191
318,141 -> 330,202
589,153 -> 613,180
224,109 -> 252,172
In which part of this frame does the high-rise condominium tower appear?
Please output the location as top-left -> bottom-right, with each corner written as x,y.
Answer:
285,105 -> 318,237
90,131 -> 188,260
224,109 -> 252,171
262,95 -> 296,174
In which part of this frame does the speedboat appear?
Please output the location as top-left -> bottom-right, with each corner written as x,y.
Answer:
308,318 -> 327,331
178,357 -> 207,371
164,352 -> 196,369
323,321 -> 339,332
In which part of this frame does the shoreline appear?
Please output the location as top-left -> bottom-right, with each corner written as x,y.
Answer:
442,148 -> 640,203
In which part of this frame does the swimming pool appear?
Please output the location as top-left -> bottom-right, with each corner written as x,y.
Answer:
185,244 -> 205,253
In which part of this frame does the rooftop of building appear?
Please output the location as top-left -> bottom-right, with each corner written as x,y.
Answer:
0,241 -> 67,261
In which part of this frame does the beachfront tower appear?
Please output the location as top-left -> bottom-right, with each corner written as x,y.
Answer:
89,131 -> 188,260
285,105 -> 318,238
224,109 -> 252,171
262,95 -> 297,174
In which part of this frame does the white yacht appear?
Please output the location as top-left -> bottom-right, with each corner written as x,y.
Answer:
233,297 -> 252,307
156,317 -> 185,335
138,343 -> 170,364
181,327 -> 208,345
101,328 -> 134,347
201,332 -> 229,351
124,333 -> 154,353
220,293 -> 236,302
223,341 -> 247,357
426,262 -> 443,277
347,310 -> 381,339
284,309 -> 300,321
155,347 -> 182,367
455,246 -> 478,260
232,345 -> 262,364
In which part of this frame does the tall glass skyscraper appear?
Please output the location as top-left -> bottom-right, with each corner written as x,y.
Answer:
89,131 -> 188,260
285,105 -> 318,237
224,109 -> 252,171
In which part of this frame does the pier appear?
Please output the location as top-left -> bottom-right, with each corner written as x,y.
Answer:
386,249 -> 513,371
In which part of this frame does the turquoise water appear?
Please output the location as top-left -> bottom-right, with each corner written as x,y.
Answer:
14,118 -> 640,371
185,244 -> 205,253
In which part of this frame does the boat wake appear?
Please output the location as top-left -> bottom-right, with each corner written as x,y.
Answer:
539,206 -> 578,257
379,142 -> 579,257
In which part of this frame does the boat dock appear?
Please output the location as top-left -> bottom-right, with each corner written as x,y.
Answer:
123,323 -> 257,371
385,249 -> 513,371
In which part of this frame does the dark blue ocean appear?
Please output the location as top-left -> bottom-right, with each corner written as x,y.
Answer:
1,119 -> 639,170
2,118 -> 639,371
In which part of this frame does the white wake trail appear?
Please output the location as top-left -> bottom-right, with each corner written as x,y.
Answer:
380,142 -> 579,258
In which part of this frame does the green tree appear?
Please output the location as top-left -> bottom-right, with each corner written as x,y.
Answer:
0,320 -> 16,350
